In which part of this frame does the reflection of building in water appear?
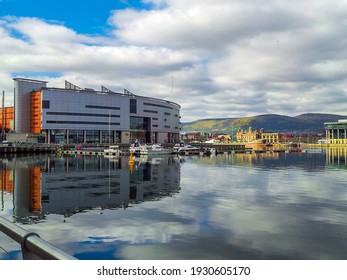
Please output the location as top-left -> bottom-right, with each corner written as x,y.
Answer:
6,155 -> 180,222
227,151 -> 326,172
30,167 -> 41,214
326,148 -> 347,167
0,168 -> 14,193
231,152 -> 280,166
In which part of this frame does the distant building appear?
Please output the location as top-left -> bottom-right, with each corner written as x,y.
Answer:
236,127 -> 259,142
260,131 -> 280,144
236,127 -> 280,143
182,132 -> 201,142
324,120 -> 347,144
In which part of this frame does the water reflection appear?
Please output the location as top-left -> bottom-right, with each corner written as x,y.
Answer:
1,155 -> 181,224
1,149 -> 347,260
190,148 -> 347,171
326,147 -> 347,168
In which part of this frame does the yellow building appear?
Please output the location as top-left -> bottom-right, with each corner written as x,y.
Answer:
237,127 -> 280,143
261,131 -> 280,144
236,127 -> 259,142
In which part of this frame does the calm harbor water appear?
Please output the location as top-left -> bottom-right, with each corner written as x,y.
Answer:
1,149 -> 347,260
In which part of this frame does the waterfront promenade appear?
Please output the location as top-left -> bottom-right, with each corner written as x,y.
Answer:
0,141 -> 345,156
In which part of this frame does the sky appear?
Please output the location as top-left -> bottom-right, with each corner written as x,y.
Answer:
1,0 -> 347,122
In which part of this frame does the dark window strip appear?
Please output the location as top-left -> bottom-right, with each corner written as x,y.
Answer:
143,110 -> 158,114
46,112 -> 120,118
47,121 -> 120,125
143,102 -> 173,110
86,105 -> 120,110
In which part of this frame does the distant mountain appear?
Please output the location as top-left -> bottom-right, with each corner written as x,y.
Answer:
181,113 -> 347,134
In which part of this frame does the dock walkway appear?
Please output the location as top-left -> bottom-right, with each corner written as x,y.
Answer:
0,142 -> 61,154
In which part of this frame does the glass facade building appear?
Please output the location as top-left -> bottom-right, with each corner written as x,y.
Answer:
13,78 -> 181,145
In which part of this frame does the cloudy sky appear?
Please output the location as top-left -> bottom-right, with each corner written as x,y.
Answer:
1,0 -> 347,122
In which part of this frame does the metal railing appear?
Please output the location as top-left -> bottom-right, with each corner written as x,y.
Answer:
12,142 -> 62,149
0,217 -> 77,260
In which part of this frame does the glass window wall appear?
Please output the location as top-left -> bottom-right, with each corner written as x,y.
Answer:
86,130 -> 100,144
68,130 -> 84,144
49,130 -> 67,144
101,130 -> 114,144
130,117 -> 149,130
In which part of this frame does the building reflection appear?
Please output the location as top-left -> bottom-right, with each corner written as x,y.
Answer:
1,155 -> 181,223
326,147 -> 347,168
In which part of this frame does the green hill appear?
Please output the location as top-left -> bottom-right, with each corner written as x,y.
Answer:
181,113 -> 347,134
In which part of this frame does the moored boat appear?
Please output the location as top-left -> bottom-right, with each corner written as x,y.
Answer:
140,144 -> 172,156
103,145 -> 122,156
129,141 -> 142,154
173,142 -> 200,154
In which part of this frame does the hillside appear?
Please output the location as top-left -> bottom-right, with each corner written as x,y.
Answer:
181,113 -> 347,134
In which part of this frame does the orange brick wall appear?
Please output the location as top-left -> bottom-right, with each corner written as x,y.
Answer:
31,91 -> 42,133
0,107 -> 14,131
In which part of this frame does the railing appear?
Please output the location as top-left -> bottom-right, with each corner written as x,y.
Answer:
12,142 -> 62,150
0,217 -> 77,260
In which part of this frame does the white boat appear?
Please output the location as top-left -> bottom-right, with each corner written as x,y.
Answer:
204,147 -> 217,156
173,142 -> 200,154
140,144 -> 172,156
103,145 -> 122,156
129,141 -> 142,154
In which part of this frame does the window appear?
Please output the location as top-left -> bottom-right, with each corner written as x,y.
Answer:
130,99 -> 137,114
86,105 -> 120,110
47,121 -> 120,125
144,110 -> 158,114
143,102 -> 173,110
42,100 -> 50,109
130,117 -> 149,130
47,112 -> 120,118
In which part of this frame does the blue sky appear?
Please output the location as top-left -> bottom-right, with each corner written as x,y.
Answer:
0,0 -> 149,34
1,0 -> 347,121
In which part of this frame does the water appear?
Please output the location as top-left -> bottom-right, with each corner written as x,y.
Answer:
1,150 -> 347,260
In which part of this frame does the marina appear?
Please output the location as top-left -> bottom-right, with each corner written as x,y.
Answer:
1,149 -> 347,260
0,141 -> 338,159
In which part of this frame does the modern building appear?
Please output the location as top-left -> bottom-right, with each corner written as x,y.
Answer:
3,78 -> 181,144
324,120 -> 347,144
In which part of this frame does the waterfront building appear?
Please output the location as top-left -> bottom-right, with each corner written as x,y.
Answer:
236,127 -> 280,143
324,120 -> 347,144
236,127 -> 259,142
260,131 -> 280,144
3,78 -> 181,144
